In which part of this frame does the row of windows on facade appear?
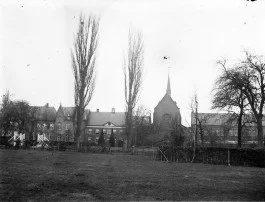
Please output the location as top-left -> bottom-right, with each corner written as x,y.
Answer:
38,133 -> 122,143
37,123 -> 70,131
86,128 -> 124,135
36,123 -> 124,135
199,128 -> 258,137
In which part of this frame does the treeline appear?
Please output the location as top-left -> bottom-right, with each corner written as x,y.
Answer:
0,91 -> 36,137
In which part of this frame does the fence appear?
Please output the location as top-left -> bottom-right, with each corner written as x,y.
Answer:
132,146 -> 159,159
158,146 -> 265,167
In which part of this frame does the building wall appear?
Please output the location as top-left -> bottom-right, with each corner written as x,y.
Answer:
153,95 -> 181,140
195,125 -> 260,145
32,121 -> 56,141
85,126 -> 125,145
54,108 -> 75,142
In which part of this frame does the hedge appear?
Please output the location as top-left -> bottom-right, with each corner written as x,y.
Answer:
157,146 -> 265,167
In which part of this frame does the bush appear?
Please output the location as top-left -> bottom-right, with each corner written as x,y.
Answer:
109,133 -> 115,147
117,140 -> 123,147
98,132 -> 105,146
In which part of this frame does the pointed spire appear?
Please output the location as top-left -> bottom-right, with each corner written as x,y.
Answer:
166,72 -> 171,96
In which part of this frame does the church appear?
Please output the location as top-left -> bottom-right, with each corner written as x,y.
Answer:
153,74 -> 182,141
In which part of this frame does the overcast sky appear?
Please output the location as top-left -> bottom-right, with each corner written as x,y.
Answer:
1,0 -> 265,126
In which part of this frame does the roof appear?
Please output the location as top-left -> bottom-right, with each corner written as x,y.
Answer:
191,113 -> 244,126
155,93 -> 179,110
57,105 -> 90,121
88,111 -> 125,126
191,112 -> 265,126
32,105 -> 56,122
62,107 -> 75,118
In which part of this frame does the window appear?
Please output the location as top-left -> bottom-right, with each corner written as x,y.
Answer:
103,129 -> 106,134
88,137 -> 92,141
57,123 -> 61,130
113,129 -> 116,134
43,123 -> 47,130
50,124 -> 54,130
95,129 -> 99,134
37,123 -> 41,129
107,129 -> 111,135
66,123 -> 70,130
88,129 -> 92,135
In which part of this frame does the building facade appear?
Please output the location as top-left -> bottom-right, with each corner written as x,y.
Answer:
31,103 -> 56,142
191,113 -> 264,146
85,108 -> 126,145
54,105 -> 90,143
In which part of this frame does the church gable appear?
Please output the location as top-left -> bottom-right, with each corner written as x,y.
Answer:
153,73 -> 181,127
155,94 -> 179,113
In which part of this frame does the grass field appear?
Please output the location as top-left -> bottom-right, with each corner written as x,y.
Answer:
0,149 -> 264,201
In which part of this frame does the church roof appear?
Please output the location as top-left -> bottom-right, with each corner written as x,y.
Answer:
154,74 -> 179,110
166,74 -> 171,96
155,93 -> 179,110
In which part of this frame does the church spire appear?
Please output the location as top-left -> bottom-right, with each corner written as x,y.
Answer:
166,73 -> 171,96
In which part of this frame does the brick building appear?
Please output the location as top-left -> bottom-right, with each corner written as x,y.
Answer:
85,108 -> 126,145
153,74 -> 181,141
191,113 -> 264,146
54,104 -> 89,143
31,103 -> 56,141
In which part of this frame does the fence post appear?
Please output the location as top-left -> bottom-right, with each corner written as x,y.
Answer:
228,149 -> 230,166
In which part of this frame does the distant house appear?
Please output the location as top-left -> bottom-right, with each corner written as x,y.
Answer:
31,103 -> 56,141
85,108 -> 126,145
191,113 -> 263,146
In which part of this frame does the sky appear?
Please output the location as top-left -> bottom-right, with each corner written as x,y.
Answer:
1,0 -> 265,126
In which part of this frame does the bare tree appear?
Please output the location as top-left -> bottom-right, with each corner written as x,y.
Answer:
71,14 -> 99,148
170,116 -> 185,147
190,91 -> 199,162
239,52 -> 265,147
133,105 -> 152,146
123,31 -> 144,149
216,52 -> 265,147
212,59 -> 249,147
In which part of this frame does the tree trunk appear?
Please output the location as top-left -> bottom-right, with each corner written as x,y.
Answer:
75,108 -> 83,149
257,114 -> 264,148
237,113 -> 242,148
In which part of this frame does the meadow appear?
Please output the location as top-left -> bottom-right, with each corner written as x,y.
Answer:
0,149 -> 264,201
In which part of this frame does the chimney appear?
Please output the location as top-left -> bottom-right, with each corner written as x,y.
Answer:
97,109 -> 99,112
45,103 -> 49,107
112,107 -> 115,113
